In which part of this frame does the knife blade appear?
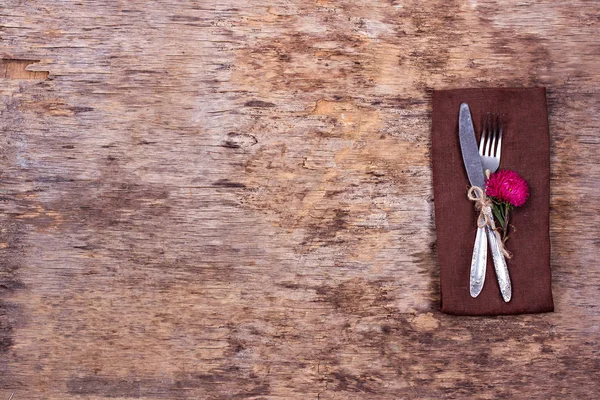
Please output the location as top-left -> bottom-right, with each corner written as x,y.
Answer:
459,103 -> 486,188
458,103 -> 512,302
459,103 -> 487,298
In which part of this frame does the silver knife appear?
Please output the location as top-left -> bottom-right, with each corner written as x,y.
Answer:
459,103 -> 512,302
459,103 -> 487,298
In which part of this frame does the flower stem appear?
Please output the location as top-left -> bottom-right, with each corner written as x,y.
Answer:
502,203 -> 511,243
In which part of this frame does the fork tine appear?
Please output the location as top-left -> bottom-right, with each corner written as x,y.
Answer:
490,113 -> 498,156
496,114 -> 503,160
484,113 -> 492,156
479,113 -> 486,155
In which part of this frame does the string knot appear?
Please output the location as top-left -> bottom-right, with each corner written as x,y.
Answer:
467,186 -> 512,259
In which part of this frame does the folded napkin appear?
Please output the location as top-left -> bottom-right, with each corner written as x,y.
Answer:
431,88 -> 554,315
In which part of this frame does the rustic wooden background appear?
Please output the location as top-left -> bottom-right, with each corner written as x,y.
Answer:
1,1 -> 599,399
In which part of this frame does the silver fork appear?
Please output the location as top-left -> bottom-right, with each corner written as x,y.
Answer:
477,113 -> 511,302
479,113 -> 503,174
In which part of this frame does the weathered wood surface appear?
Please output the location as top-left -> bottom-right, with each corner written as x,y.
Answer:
1,1 -> 599,398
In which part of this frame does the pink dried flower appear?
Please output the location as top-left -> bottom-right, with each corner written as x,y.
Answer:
485,169 -> 529,207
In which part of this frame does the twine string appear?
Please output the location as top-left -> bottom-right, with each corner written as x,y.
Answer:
467,186 -> 512,259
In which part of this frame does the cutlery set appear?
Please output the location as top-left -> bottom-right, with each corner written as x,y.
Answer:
458,103 -> 512,302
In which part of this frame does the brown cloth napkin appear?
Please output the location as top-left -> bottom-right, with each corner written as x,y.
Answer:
431,87 -> 554,315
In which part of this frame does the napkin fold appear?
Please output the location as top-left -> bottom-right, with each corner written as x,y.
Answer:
431,88 -> 554,315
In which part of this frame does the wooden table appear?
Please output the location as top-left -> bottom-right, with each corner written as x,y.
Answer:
1,1 -> 598,398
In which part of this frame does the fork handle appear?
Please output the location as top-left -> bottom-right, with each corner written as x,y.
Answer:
483,206 -> 512,302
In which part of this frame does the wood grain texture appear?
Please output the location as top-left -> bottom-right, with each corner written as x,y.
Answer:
0,0 -> 599,398
0,59 -> 49,80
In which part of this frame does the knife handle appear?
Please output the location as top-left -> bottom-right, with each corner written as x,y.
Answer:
483,206 -> 512,302
470,220 -> 487,298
